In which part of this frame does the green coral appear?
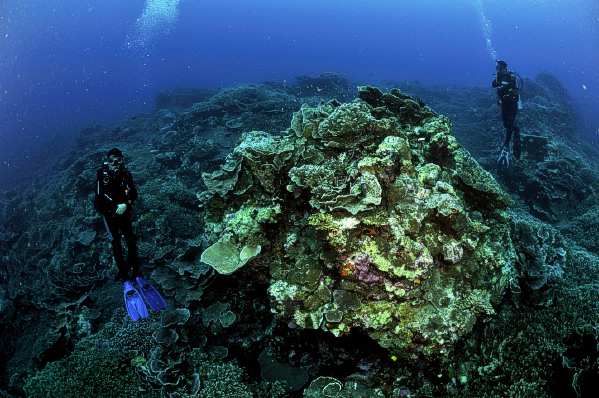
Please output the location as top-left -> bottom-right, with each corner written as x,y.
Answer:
200,238 -> 261,275
303,376 -> 386,398
446,239 -> 595,398
183,349 -> 254,398
200,87 -> 516,359
196,361 -> 252,397
201,202 -> 281,274
23,319 -> 159,398
201,155 -> 242,198
307,213 -> 360,248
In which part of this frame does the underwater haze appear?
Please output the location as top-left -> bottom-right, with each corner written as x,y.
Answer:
0,0 -> 597,185
4,1 -> 599,397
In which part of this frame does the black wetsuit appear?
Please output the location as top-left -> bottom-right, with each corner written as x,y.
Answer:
492,71 -> 521,159
94,164 -> 140,281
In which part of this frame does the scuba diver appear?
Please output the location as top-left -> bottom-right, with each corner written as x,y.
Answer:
492,60 -> 522,167
94,148 -> 167,321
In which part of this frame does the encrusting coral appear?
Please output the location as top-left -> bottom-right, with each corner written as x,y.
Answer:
5,75 -> 592,396
200,86 -> 517,359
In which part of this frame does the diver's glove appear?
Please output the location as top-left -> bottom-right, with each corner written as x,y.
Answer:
116,203 -> 127,215
497,147 -> 510,168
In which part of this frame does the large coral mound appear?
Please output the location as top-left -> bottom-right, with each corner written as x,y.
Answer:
200,87 -> 515,358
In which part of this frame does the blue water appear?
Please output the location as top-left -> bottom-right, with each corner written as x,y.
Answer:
1,0 -> 597,183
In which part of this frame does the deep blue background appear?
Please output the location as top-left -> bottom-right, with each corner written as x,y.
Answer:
1,0 -> 597,184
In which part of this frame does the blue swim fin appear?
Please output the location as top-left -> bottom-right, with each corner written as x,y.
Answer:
123,281 -> 149,321
136,276 -> 168,312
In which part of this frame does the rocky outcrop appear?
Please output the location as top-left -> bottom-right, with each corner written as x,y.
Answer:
1,75 -> 598,397
399,75 -> 599,224
200,86 -> 516,359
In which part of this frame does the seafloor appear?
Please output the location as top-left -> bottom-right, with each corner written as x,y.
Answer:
1,73 -> 598,397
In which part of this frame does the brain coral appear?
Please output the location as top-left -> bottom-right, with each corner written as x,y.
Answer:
200,86 -> 515,359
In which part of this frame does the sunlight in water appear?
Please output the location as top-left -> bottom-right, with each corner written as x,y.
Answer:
128,0 -> 181,49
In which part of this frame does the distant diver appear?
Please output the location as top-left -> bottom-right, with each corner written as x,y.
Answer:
492,60 -> 523,167
94,148 -> 167,321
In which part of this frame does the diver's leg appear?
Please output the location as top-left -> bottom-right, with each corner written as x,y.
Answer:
502,100 -> 518,148
106,218 -> 129,280
503,128 -> 513,148
511,104 -> 520,159
122,217 -> 141,278
513,126 -> 521,159
501,104 -> 513,148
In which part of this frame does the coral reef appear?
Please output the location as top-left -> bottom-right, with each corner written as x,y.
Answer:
22,318 -> 159,398
177,84 -> 300,135
293,73 -> 354,101
450,246 -> 599,398
510,212 -> 566,293
200,86 -> 515,359
397,76 -> 599,224
1,74 -> 599,397
155,88 -> 217,110
560,205 -> 599,253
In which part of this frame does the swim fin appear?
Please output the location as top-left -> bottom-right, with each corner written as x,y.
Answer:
136,276 -> 168,312
497,147 -> 510,168
513,129 -> 521,160
123,281 -> 149,321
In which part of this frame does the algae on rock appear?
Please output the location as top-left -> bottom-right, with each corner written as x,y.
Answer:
200,86 -> 516,359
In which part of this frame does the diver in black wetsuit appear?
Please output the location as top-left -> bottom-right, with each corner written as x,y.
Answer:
94,148 -> 140,281
492,60 -> 521,167
94,148 -> 168,321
